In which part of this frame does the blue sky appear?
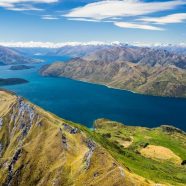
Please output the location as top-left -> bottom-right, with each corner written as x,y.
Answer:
0,0 -> 186,44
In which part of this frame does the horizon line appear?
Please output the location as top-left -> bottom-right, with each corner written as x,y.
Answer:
0,41 -> 186,48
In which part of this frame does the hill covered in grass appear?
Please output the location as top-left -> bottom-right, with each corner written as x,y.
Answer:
0,90 -> 152,186
94,119 -> 186,186
0,90 -> 185,185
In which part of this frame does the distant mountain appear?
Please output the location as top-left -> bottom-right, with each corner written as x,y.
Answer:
50,45 -> 186,69
12,47 -> 57,56
0,46 -> 40,65
153,45 -> 186,56
40,46 -> 186,98
83,46 -> 186,69
55,45 -> 116,57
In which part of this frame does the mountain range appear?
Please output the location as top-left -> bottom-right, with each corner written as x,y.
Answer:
40,46 -> 186,98
0,46 -> 39,65
0,90 -> 185,185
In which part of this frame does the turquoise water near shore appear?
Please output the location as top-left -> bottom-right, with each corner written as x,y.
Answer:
0,55 -> 186,131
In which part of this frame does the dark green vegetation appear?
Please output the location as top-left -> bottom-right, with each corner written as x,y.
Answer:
40,46 -> 186,98
0,90 -> 185,185
0,78 -> 29,86
9,65 -> 34,71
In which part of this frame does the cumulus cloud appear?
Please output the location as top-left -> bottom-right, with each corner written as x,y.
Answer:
114,22 -> 164,31
138,13 -> 186,24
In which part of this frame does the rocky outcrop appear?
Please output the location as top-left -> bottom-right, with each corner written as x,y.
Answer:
9,97 -> 38,141
62,123 -> 80,134
0,142 -> 2,157
5,148 -> 22,186
84,139 -> 96,170
161,125 -> 185,134
0,118 -> 3,129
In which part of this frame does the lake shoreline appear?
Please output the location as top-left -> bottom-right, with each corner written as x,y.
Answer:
1,55 -> 185,131
55,76 -> 185,100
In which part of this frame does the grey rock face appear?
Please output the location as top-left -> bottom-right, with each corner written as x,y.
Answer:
5,148 -> 22,186
84,139 -> 96,170
9,97 -> 38,140
62,123 -> 79,134
0,142 -> 3,157
0,118 -> 3,129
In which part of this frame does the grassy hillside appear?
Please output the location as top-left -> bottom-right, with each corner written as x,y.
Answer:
0,90 -> 153,186
93,119 -> 186,186
0,90 -> 185,185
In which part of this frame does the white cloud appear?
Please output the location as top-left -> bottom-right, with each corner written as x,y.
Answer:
0,41 -> 122,48
114,22 -> 164,30
0,0 -> 57,4
42,15 -> 59,19
138,13 -> 186,24
7,4 -> 43,11
0,0 -> 58,11
1,41 -> 186,48
68,18 -> 100,22
64,0 -> 186,20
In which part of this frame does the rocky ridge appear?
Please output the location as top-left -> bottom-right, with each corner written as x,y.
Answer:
0,90 -> 152,186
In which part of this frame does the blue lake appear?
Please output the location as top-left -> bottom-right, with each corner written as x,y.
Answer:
0,55 -> 186,131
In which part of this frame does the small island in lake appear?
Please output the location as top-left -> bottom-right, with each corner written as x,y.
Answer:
0,78 -> 29,86
9,65 -> 34,70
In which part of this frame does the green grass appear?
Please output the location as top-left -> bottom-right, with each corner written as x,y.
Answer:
23,107 -> 186,185
89,119 -> 186,185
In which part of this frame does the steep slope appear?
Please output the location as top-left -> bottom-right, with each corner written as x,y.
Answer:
53,44 -> 186,68
0,46 -> 39,65
78,46 -> 186,69
94,119 -> 186,186
0,90 -> 152,186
